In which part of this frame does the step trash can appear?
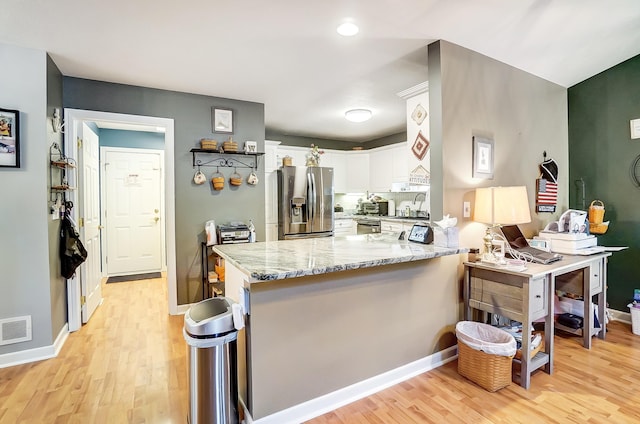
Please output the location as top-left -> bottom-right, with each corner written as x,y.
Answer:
455,321 -> 517,392
184,296 -> 245,424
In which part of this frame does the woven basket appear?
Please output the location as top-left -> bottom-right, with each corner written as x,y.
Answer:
457,341 -> 513,392
589,222 -> 609,234
200,139 -> 217,150
588,200 -> 605,224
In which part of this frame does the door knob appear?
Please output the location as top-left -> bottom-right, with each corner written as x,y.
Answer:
154,217 -> 160,222
154,209 -> 159,213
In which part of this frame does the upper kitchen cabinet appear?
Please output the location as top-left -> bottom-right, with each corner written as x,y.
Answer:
344,151 -> 369,193
323,151 -> 347,193
369,143 -> 409,192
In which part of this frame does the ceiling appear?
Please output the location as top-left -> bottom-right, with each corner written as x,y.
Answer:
2,1 -> 639,143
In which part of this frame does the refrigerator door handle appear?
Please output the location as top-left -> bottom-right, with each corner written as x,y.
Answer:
307,171 -> 314,223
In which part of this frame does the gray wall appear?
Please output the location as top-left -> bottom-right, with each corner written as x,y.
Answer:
63,78 -> 265,304
0,44 -> 57,355
428,40 -> 569,249
266,131 -> 407,150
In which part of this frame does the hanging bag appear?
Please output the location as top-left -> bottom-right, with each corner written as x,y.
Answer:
60,214 -> 88,279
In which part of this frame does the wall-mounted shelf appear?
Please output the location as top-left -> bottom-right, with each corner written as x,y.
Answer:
190,148 -> 264,170
50,143 -> 76,202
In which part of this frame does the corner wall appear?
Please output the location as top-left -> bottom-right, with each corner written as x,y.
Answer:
0,43 -> 55,355
428,40 -> 569,249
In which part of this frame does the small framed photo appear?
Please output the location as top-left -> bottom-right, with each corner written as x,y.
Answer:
244,141 -> 257,153
212,107 -> 233,133
0,108 -> 20,168
472,135 -> 494,179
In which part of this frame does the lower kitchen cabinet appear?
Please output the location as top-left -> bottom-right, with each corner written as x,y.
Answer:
334,218 -> 356,236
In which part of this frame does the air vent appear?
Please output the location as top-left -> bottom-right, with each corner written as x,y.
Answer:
0,316 -> 32,346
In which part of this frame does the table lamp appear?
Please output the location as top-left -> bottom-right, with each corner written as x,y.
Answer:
474,186 -> 531,263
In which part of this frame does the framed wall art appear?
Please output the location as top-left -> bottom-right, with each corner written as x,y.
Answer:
472,135 -> 494,179
0,108 -> 20,168
212,107 -> 234,134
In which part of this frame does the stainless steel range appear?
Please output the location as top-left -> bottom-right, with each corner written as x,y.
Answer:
356,218 -> 381,234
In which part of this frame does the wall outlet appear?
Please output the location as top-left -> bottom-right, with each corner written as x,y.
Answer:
463,201 -> 471,218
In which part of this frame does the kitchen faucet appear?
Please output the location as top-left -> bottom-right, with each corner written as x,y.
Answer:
413,192 -> 426,205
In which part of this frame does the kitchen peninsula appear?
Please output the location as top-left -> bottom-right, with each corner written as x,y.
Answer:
214,234 -> 468,423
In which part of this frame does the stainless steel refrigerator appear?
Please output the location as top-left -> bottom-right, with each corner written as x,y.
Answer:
278,166 -> 334,239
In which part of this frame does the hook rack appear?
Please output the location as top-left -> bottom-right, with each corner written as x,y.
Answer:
190,148 -> 264,170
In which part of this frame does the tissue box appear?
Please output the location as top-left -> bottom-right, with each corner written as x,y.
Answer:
434,227 -> 459,248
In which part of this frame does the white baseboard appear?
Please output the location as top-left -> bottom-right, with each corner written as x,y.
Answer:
242,345 -> 458,424
176,303 -> 191,315
0,323 -> 69,369
608,307 -> 632,325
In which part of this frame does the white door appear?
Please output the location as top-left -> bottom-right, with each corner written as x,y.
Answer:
79,123 -> 102,323
104,149 -> 163,276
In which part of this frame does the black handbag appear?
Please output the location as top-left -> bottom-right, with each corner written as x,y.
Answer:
557,312 -> 583,329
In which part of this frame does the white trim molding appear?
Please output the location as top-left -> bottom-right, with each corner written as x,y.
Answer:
243,345 -> 457,424
0,323 -> 69,369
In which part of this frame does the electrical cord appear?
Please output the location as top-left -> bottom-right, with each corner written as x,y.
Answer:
491,232 -> 535,264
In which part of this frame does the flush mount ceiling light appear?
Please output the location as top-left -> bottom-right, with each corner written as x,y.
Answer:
337,21 -> 359,36
345,109 -> 372,123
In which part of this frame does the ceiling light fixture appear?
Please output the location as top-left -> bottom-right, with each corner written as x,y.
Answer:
337,21 -> 359,36
345,109 -> 372,123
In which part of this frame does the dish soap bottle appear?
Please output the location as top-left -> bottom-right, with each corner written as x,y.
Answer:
248,220 -> 256,243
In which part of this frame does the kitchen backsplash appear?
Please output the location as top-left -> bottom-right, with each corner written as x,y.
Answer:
335,191 -> 429,216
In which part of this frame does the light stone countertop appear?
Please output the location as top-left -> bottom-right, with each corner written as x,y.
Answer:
213,234 -> 468,282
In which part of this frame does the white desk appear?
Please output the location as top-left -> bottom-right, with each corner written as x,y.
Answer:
463,252 -> 610,389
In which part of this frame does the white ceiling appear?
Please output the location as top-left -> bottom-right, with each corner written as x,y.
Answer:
2,1 -> 639,143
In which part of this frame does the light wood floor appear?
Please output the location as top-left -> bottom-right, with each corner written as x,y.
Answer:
2,278 -> 640,424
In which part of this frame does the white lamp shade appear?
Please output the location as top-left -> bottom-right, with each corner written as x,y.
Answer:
473,186 -> 531,225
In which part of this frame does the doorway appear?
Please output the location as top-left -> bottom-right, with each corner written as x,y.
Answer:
64,109 -> 178,332
101,147 -> 165,277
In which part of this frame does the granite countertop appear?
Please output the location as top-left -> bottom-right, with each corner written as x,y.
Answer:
213,234 -> 467,282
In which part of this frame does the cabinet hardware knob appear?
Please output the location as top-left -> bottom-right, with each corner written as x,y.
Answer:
536,295 -> 541,298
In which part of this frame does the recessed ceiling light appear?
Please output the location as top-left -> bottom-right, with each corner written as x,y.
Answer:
345,109 -> 372,123
337,21 -> 359,37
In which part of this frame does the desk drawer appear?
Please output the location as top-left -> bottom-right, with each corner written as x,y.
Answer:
470,275 -> 547,321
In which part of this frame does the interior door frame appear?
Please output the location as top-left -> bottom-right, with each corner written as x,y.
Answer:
64,109 -> 178,331
100,146 -> 166,277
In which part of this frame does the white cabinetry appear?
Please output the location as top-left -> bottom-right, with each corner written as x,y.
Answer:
369,148 -> 393,193
329,152 -> 348,193
391,144 -> 408,183
334,218 -> 356,236
346,152 -> 369,193
380,220 -> 403,234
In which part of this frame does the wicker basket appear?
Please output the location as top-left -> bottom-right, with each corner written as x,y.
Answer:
200,139 -> 217,150
589,222 -> 609,234
588,200 -> 605,224
457,341 -> 513,392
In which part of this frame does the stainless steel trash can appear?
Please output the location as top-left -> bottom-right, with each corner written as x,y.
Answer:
184,296 -> 244,424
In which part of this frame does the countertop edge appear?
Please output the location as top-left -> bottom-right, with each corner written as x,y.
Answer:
215,244 -> 468,283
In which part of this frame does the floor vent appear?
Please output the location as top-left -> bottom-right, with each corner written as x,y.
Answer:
0,316 -> 32,346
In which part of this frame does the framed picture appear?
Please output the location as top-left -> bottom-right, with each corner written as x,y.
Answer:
244,141 -> 257,153
212,107 -> 233,133
0,108 -> 20,168
472,135 -> 494,179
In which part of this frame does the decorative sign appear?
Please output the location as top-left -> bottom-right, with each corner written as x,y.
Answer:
411,130 -> 430,160
536,178 -> 557,213
409,165 -> 430,185
411,103 -> 427,125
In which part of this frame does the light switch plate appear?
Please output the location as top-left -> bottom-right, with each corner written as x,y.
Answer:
631,119 -> 640,139
463,201 -> 471,218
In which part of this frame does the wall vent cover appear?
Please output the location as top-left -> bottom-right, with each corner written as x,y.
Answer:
0,316 -> 32,346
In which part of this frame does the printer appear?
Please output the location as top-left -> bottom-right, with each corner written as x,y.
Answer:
217,223 -> 250,244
